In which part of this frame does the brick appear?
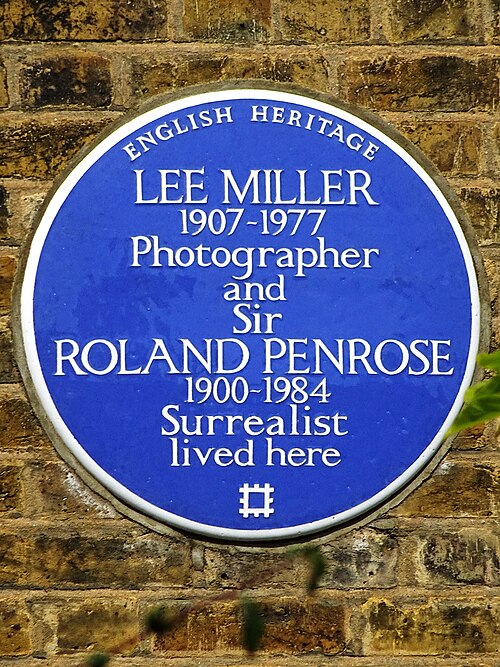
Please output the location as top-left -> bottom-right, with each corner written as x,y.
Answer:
484,250 -> 500,349
360,597 -> 500,653
0,0 -> 168,41
202,538 -> 398,591
321,530 -> 398,589
20,55 -> 112,109
182,0 -> 270,42
154,600 -> 239,651
392,460 -> 499,517
493,0 -> 500,43
459,187 -> 500,246
0,254 -> 16,316
338,56 -> 500,112
201,548 -> 305,589
0,62 -> 8,108
0,600 -> 30,656
0,464 -> 23,513
0,117 -> 110,179
25,601 -> 57,659
221,54 -> 331,90
0,388 -> 46,449
452,419 -> 500,451
57,600 -> 138,652
280,0 -> 371,44
384,0 -> 479,43
0,534 -> 30,586
0,185 -> 10,238
130,54 -> 224,97
27,461 -> 117,519
31,532 -> 191,588
495,122 -> 500,172
130,53 -> 330,100
397,121 -> 482,176
484,249 -> 499,306
0,319 -> 20,383
493,319 -> 500,351
0,184 -> 47,245
261,599 -> 345,654
408,527 -> 500,585
155,598 -> 345,654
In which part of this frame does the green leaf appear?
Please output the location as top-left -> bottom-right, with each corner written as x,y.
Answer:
463,376 -> 500,404
145,606 -> 176,635
86,653 -> 110,667
302,546 -> 327,593
286,546 -> 327,592
448,376 -> 500,435
241,597 -> 265,655
477,350 -> 500,371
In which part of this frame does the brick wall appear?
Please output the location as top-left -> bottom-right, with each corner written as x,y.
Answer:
0,0 -> 499,664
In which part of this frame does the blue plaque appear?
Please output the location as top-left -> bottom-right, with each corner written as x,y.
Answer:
17,85 -> 481,540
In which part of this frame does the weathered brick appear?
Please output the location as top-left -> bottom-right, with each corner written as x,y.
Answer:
154,598 -> 345,654
130,54 -> 224,97
452,419 -> 500,451
484,249 -> 500,304
0,534 -> 30,586
19,55 -> 112,109
0,254 -> 16,316
492,317 -> 500,351
25,600 -> 57,659
359,597 -> 500,653
200,540 -> 399,592
129,52 -> 330,100
492,0 -> 500,43
0,185 -> 10,238
153,600 -> 239,651
280,0 -> 371,43
321,530 -> 398,589
484,249 -> 500,349
27,461 -> 117,519
0,387 -> 46,449
0,600 -> 30,656
392,460 -> 499,517
338,56 -> 500,111
201,547 -> 306,589
182,0 -> 270,42
385,0 -> 479,42
459,187 -> 500,246
57,600 -> 138,652
495,122 -> 500,172
0,0 -> 168,41
261,599 -> 345,654
408,527 -> 500,585
0,184 -> 47,245
0,117 -> 110,179
397,121 -> 483,176
31,532 -> 191,588
0,319 -> 20,383
0,62 -> 8,108
221,54 -> 331,90
0,464 -> 23,513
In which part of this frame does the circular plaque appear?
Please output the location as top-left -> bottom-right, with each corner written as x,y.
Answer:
16,84 -> 481,541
